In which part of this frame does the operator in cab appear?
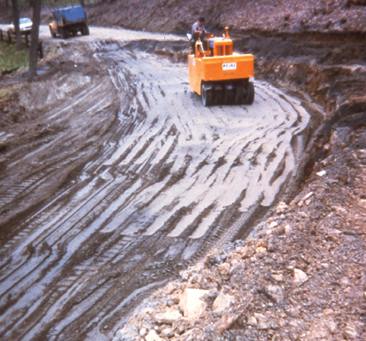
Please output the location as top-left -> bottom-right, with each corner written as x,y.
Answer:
191,16 -> 208,52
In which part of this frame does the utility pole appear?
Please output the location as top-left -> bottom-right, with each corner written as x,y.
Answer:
28,0 -> 41,79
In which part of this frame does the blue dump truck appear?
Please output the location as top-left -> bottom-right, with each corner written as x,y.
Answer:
49,5 -> 89,39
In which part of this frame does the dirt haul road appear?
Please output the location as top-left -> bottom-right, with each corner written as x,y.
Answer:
0,27 -> 310,340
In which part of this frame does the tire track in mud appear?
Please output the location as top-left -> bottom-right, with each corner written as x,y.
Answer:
0,38 -> 310,340
0,75 -> 119,240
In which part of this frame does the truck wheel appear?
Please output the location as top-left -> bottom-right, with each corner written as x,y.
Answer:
49,26 -> 56,38
201,83 -> 213,107
82,25 -> 90,36
244,82 -> 255,105
61,29 -> 68,39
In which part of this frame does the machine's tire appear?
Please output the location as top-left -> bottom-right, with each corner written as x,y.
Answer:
201,83 -> 213,107
235,85 -> 244,105
202,82 -> 249,106
224,83 -> 235,105
223,91 -> 230,105
244,81 -> 255,105
214,84 -> 224,106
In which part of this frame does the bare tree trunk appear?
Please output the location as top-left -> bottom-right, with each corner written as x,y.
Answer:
11,0 -> 21,49
80,0 -> 85,6
28,0 -> 41,80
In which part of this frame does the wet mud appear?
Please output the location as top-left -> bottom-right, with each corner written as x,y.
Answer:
0,30 -> 311,340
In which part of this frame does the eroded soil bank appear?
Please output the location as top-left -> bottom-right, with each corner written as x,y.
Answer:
1,1 -> 366,37
85,0 -> 366,35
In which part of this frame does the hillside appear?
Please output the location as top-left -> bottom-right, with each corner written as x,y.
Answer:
86,0 -> 366,34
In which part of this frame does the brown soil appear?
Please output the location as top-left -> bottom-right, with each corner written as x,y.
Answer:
84,0 -> 366,34
1,1 -> 366,35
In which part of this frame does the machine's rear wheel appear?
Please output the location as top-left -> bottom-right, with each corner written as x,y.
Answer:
243,81 -> 255,105
201,83 -> 213,107
201,81 -> 253,106
235,84 -> 244,105
224,83 -> 235,105
214,84 -> 224,106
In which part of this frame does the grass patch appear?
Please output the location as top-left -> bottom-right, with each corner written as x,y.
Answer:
0,41 -> 28,73
0,87 -> 13,99
0,85 -> 20,101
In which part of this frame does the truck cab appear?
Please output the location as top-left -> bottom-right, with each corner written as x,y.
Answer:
49,5 -> 89,39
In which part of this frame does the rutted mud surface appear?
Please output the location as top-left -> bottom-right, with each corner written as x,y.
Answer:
0,30 -> 310,340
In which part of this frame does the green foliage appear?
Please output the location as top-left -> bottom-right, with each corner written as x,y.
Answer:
0,41 -> 28,73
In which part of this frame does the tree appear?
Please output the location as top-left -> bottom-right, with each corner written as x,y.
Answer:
3,0 -> 10,8
28,0 -> 41,79
11,0 -> 21,49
